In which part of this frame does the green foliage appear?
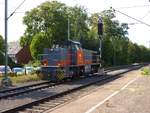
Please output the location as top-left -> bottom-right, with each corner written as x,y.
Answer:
0,52 -> 4,65
88,9 -> 130,66
102,37 -> 114,66
32,60 -> 41,67
21,1 -> 69,46
88,9 -> 150,66
141,67 -> 150,76
0,35 -> 21,67
20,36 -> 31,47
24,60 -> 41,67
30,32 -> 50,59
20,1 -> 150,66
68,6 -> 89,40
0,74 -> 40,85
0,35 -> 4,51
0,35 -> 5,65
21,1 -> 89,59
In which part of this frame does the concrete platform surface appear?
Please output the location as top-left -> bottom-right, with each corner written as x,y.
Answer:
45,68 -> 150,113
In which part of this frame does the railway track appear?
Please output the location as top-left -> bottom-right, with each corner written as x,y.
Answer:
20,75 -> 121,113
0,81 -> 58,100
0,64 -> 145,113
0,66 -> 123,100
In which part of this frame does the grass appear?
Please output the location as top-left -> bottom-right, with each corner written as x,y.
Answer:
141,67 -> 150,76
0,74 -> 41,85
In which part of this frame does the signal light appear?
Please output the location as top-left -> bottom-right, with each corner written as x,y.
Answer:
98,17 -> 103,36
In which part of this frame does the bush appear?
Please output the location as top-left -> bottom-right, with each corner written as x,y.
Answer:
141,67 -> 150,75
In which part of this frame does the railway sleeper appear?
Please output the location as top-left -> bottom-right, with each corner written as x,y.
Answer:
44,102 -> 61,105
32,106 -> 49,110
25,108 -> 44,113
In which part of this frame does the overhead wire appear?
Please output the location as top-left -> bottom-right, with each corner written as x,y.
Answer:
116,5 -> 150,9
114,4 -> 150,25
15,11 -> 26,14
127,10 -> 150,25
140,10 -> 150,20
7,0 -> 27,19
113,8 -> 150,27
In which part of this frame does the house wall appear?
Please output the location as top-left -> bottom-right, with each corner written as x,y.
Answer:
16,46 -> 32,64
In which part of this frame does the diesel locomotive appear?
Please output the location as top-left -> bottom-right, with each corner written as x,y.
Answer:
39,39 -> 101,81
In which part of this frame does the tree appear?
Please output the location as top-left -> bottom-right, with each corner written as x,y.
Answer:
20,36 -> 31,47
30,32 -> 51,59
0,35 -> 5,64
21,1 -> 89,47
88,9 -> 130,65
21,1 -> 150,65
67,6 -> 89,41
21,1 -> 69,46
0,35 -> 4,52
21,1 -> 89,60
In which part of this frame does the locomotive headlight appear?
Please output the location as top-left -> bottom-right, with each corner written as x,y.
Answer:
42,59 -> 48,66
79,53 -> 82,57
44,63 -> 47,66
57,63 -> 61,66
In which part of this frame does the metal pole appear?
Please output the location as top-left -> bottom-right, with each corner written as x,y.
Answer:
97,16 -> 104,75
5,0 -> 8,79
68,18 -> 70,40
99,35 -> 102,67
98,17 -> 103,68
1,0 -> 12,86
66,18 -> 70,74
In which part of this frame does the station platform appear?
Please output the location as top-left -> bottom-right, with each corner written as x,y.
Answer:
46,67 -> 150,113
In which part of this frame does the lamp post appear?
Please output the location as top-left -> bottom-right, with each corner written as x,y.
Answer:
1,0 -> 12,87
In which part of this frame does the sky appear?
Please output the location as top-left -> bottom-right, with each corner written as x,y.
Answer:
0,0 -> 150,47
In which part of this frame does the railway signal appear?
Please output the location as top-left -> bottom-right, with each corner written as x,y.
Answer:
98,17 -> 103,61
98,17 -> 103,37
97,16 -> 104,75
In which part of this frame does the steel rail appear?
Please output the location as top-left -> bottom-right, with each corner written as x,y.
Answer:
0,64 -> 144,100
0,81 -> 51,94
1,64 -> 145,113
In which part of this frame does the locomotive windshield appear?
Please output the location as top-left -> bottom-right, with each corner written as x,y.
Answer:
66,40 -> 82,50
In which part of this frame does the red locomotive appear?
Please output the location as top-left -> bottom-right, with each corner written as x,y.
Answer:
39,40 -> 101,81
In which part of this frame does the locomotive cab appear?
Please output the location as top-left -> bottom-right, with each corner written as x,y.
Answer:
66,40 -> 84,65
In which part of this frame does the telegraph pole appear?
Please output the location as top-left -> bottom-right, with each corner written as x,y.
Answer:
1,0 -> 12,87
